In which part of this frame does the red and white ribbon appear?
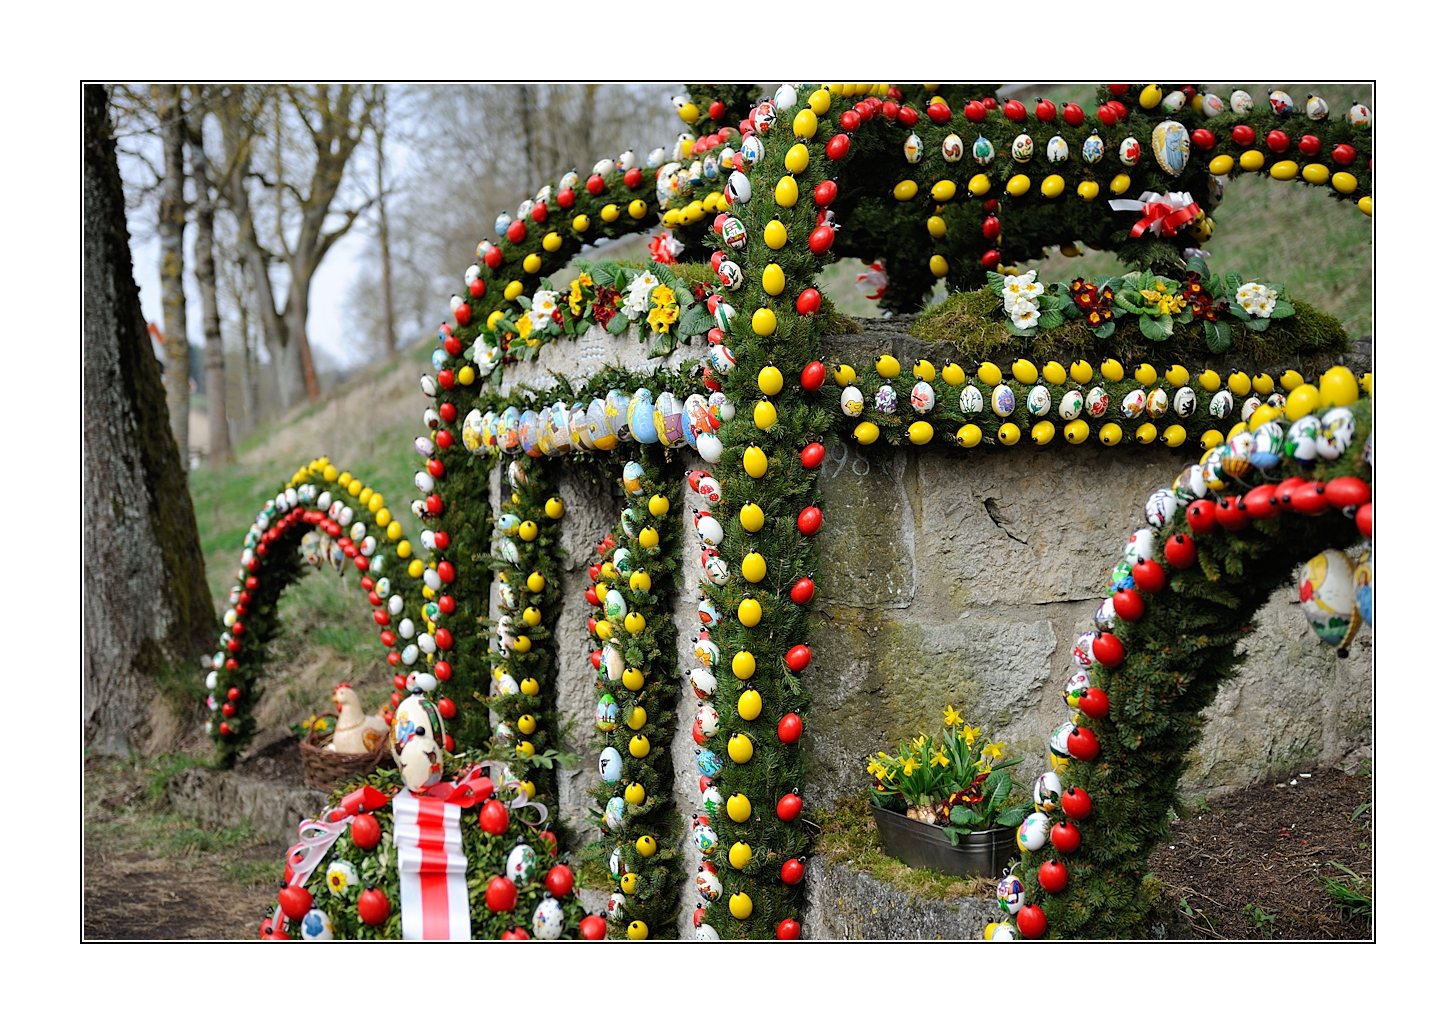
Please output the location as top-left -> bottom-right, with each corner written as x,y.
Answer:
1107,190 -> 1201,238
393,791 -> 471,940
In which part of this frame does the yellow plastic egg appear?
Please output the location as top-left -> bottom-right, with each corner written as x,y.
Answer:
1248,404 -> 1280,430
908,421 -> 934,445
1228,371 -> 1251,396
894,179 -> 919,201
519,520 -> 540,541
853,422 -> 880,445
1165,364 -> 1190,388
1319,366 -> 1359,407
1269,159 -> 1298,181
931,179 -> 957,202
520,677 -> 540,696
621,668 -> 644,692
876,354 -> 901,378
968,173 -> 991,196
1251,373 -> 1274,396
763,220 -> 788,249
1077,180 -> 1100,201
1135,422 -> 1158,444
729,891 -> 753,919
775,175 -> 799,207
624,612 -> 646,635
913,360 -> 936,382
943,362 -> 966,385
1030,421 -> 1055,446
1099,423 -> 1123,446
544,497 -> 565,519
729,841 -> 753,869
644,495 -> 668,519
926,215 -> 947,238
503,280 -> 524,301
635,834 -> 657,857
1357,196 -> 1372,216
624,705 -> 647,731
1237,151 -> 1266,173
572,214 -> 590,232
977,361 -> 1002,386
1006,174 -> 1030,197
761,263 -> 786,296
1279,369 -> 1305,391
514,634 -> 532,652
594,620 -> 613,640
1200,429 -> 1225,450
595,582 -> 609,604
793,108 -> 819,139
783,143 -> 810,175
1133,363 -> 1157,387
527,571 -> 547,592
752,308 -> 777,338
1101,358 -> 1124,382
1162,424 -> 1187,447
542,231 -> 564,253
833,364 -> 857,386
629,570 -> 651,592
408,558 -> 425,578
738,689 -> 762,721
601,203 -> 620,222
1208,154 -> 1234,176
1302,163 -> 1330,185
753,400 -> 778,429
515,739 -> 535,757
1284,384 -> 1320,420
1139,83 -> 1163,109
809,89 -> 831,115
727,733 -> 754,764
515,713 -> 537,735
522,606 -> 542,626
743,446 -> 768,479
487,310 -> 506,331
638,526 -> 659,549
738,599 -> 762,627
732,650 -> 756,680
1040,174 -> 1065,198
956,424 -> 983,448
1197,369 -> 1221,391
758,367 -> 785,398
1069,360 -> 1094,385
1360,373 -> 1373,395
928,254 -> 949,278
1328,170 -> 1356,194
628,734 -> 650,758
741,552 -> 767,583
997,422 -> 1021,445
1063,419 -> 1090,444
1227,422 -> 1249,439
740,503 -> 765,532
1042,361 -> 1067,386
1110,173 -> 1131,194
628,199 -> 648,219
1012,358 -> 1038,385
396,539 -> 413,559
367,493 -> 384,513
383,515 -> 399,535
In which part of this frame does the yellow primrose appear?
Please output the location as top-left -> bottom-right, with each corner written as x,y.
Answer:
1139,289 -> 1161,305
943,706 -> 964,728
515,313 -> 533,339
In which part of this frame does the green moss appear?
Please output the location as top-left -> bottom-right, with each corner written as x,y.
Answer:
911,287 -> 1349,366
812,794 -> 997,901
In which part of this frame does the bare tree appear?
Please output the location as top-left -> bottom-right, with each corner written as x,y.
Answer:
186,85 -> 231,466
375,87 -> 397,354
154,83 -> 191,466
84,85 -> 216,754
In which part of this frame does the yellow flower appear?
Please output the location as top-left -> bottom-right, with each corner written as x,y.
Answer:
514,312 -> 533,339
914,735 -> 928,750
930,749 -> 950,768
650,283 -> 677,306
902,756 -> 920,775
1139,288 -> 1161,305
960,725 -> 981,745
1158,293 -> 1187,316
943,705 -> 963,727
646,303 -> 678,334
984,741 -> 1007,762
568,274 -> 592,316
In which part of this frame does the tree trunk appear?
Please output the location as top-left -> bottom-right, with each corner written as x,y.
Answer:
156,83 -> 191,468
84,85 -> 216,755
236,264 -> 258,435
289,272 -> 319,401
375,90 -> 397,354
194,186 -> 231,466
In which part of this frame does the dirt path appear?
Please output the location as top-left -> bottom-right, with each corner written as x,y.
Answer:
84,754 -> 290,940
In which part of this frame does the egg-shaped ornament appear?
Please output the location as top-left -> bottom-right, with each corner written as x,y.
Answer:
992,384 -> 1017,418
599,746 -> 623,782
1017,812 -> 1051,853
725,169 -> 752,205
391,695 -> 446,793
1201,446 -> 1233,491
1353,549 -> 1373,626
1002,133 -> 1031,163
694,633 -> 721,669
1056,389 -> 1084,421
1173,387 -> 1197,418
1284,415 -> 1321,464
904,133 -> 924,164
603,796 -> 628,832
1299,550 -> 1361,649
1151,120 -> 1190,175
695,513 -> 724,547
941,133 -> 964,162
697,596 -> 722,629
1347,103 -> 1372,129
972,136 -> 996,165
595,693 -> 619,732
960,386 -> 984,415
703,553 -> 731,585
1071,631 -> 1098,669
1145,488 -> 1179,528
840,385 -> 865,417
602,642 -> 626,682
695,705 -> 721,739
506,843 -> 539,886
653,391 -> 687,448
627,390 -> 659,445
1240,396 -> 1263,423
532,897 -> 565,940
1119,137 -> 1141,166
1229,89 -> 1254,115
720,215 -> 748,251
1249,421 -> 1285,471
1064,669 -> 1093,709
996,873 -> 1027,914
1316,407 -> 1356,460
1082,134 -> 1105,164
909,380 -> 937,413
1208,390 -> 1234,420
1201,93 -> 1225,117
740,133 -> 763,166
1037,134 -> 1067,163
696,747 -> 723,779
695,923 -> 721,941
300,908 -> 335,941
1086,386 -> 1110,418
1121,389 -> 1147,418
1026,384 -> 1052,418
461,409 -> 487,454
1032,771 -> 1064,813
874,384 -> 898,414
696,864 -> 723,902
693,819 -> 719,857
1267,89 -> 1295,115
1094,597 -> 1119,631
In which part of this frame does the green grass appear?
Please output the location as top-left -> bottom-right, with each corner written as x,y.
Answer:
1320,861 -> 1372,920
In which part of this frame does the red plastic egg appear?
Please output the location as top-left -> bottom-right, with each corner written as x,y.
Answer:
801,361 -> 826,391
776,918 -> 802,940
964,100 -> 987,122
1191,128 -> 1215,150
785,645 -> 812,672
1061,787 -> 1093,820
580,915 -> 607,940
797,507 -> 823,535
1332,143 -> 1356,166
1214,497 -> 1251,531
1003,99 -> 1026,122
825,133 -> 851,161
896,105 -> 919,127
1050,821 -> 1081,854
1324,476 -> 1371,513
1266,130 -> 1290,153
479,800 -> 509,836
808,225 -> 835,255
796,288 -> 822,315
624,167 -> 643,189
1038,859 -> 1068,893
1186,499 -> 1218,533
357,886 -> 390,927
506,220 -> 527,244
1164,533 -> 1197,569
780,857 -> 806,884
485,876 -> 518,913
801,442 -> 825,469
776,791 -> 804,821
1244,483 -> 1282,519
1092,632 -> 1125,668
1111,590 -> 1144,622
1290,482 -> 1330,516
1078,687 -> 1109,719
1017,904 -> 1047,938
1066,726 -> 1100,761
545,864 -> 574,898
839,109 -> 861,132
790,577 -> 816,605
1356,502 -> 1372,536
1131,557 -> 1166,593
778,713 -> 804,744
1062,103 -> 1084,126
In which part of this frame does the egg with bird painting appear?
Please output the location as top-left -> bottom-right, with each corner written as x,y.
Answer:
1032,772 -> 1064,813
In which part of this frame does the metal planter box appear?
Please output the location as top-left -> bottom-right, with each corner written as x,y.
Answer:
871,804 -> 1016,878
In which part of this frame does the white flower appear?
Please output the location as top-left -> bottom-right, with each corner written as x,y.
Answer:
1236,281 -> 1277,318
1002,270 -> 1044,304
625,271 -> 660,318
1011,304 -> 1041,330
528,289 -> 559,331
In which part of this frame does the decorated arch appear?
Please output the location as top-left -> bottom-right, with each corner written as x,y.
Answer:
240,82 -> 1373,940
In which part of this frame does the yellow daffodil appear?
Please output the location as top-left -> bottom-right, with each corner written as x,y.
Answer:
902,756 -> 920,775
913,735 -> 928,751
930,748 -> 950,768
961,725 -> 981,745
983,741 -> 1007,762
943,705 -> 963,728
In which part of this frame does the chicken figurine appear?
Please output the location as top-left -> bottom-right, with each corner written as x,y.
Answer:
327,683 -> 389,755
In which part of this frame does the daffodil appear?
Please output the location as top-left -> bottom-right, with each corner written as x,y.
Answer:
902,756 -> 921,775
983,741 -> 1007,763
961,725 -> 981,745
931,748 -> 950,768
943,705 -> 964,727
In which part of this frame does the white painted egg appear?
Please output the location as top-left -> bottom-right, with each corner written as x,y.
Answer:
696,514 -> 724,547
400,644 -> 419,666
604,643 -> 625,681
840,386 -> 865,417
1147,388 -> 1169,418
1316,407 -> 1355,460
1173,387 -> 1197,418
1124,528 -> 1155,562
300,908 -> 334,941
506,844 -> 538,885
696,862 -> 723,901
1284,415 -> 1321,463
690,667 -> 717,700
1017,812 -> 1051,852
1354,549 -> 1372,626
1032,771 -> 1063,813
989,922 -> 1017,941
1209,390 -> 1234,419
704,555 -> 730,585
1145,488 -> 1178,528
695,923 -> 721,941
1121,388 -> 1147,418
694,634 -> 721,668
398,618 -> 415,639
959,386 -> 984,415
997,874 -> 1027,913
1094,597 -> 1118,631
1299,549 -> 1360,648
695,704 -> 721,738
1086,386 -> 1110,418
606,891 -> 625,921
1058,390 -> 1084,420
698,434 -> 724,463
941,133 -> 963,162
1071,631 -> 1097,669
1027,384 -> 1051,417
532,897 -> 565,940
992,383 -> 1017,417
1250,421 -> 1285,470
1241,396 -> 1263,422
698,475 -> 722,504
1172,464 -> 1208,504
599,746 -> 623,781
603,796 -> 627,831
910,381 -> 936,413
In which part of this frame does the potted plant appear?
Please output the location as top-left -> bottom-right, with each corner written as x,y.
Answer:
865,706 -> 1030,878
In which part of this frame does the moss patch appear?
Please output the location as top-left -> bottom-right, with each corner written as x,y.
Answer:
811,794 -> 997,901
912,287 -> 1348,366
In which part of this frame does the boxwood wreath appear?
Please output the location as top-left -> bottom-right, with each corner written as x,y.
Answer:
240,82 -> 1373,940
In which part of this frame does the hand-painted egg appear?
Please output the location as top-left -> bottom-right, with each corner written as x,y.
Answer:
695,923 -> 721,941
1027,384 -> 1051,417
506,843 -> 539,886
1299,549 -> 1360,647
996,874 -> 1027,914
874,384 -> 898,413
708,345 -> 737,375
840,385 -> 865,417
1230,89 -> 1254,114
960,385 -> 984,415
1094,597 -> 1118,631
532,897 -> 565,940
654,391 -> 687,448
695,704 -> 720,739
599,746 -> 623,781
696,863 -> 723,901
701,787 -> 723,816
910,381 -> 936,413
1316,407 -> 1356,460
694,634 -> 721,668
1119,137 -> 1141,166
1304,94 -> 1329,121
1082,134 -> 1105,164
1071,631 -> 1097,669
1121,388 -> 1147,418
595,693 -> 619,732
696,747 -> 723,778
461,409 -> 486,454
1208,390 -> 1234,419
1284,415 -> 1321,463
903,133 -> 923,164
628,391 -> 659,445
1201,93 -> 1225,117
605,890 -> 626,922
1200,446 -> 1233,491
697,597 -> 721,628
325,859 -> 360,895
1142,387 -> 1168,419
1162,91 -> 1186,113
603,588 -> 628,623
1049,722 -> 1077,760
1347,103 -> 1372,128
603,796 -> 627,831
693,820 -> 719,856
300,908 -> 334,941
1032,771 -> 1064,813
941,133 -> 963,162
1222,437 -> 1253,479
1124,528 -> 1155,563
1267,89 -> 1295,115
709,392 -> 736,422
992,383 -> 1017,417
1017,812 -> 1051,853
704,554 -> 731,585
1058,390 -> 1084,420
1173,387 -> 1197,418
603,642 -> 626,681
1064,670 -> 1092,708
1353,549 -> 1373,626
972,136 -> 996,165
1249,421 -> 1285,470
1145,488 -> 1178,527
1086,386 -> 1110,418
689,667 -> 717,700
1035,135 -> 1066,166
1011,133 -> 1034,163
1151,120 -> 1190,175
696,514 -> 724,547
1240,396 -> 1263,422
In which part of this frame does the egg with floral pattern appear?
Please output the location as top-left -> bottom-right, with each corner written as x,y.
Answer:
1249,421 -> 1285,470
1119,137 -> 1141,165
1082,134 -> 1105,164
1058,390 -> 1084,420
1018,812 -> 1051,853
1208,390 -> 1234,419
326,860 -> 360,895
1086,386 -> 1110,418
1230,89 -> 1254,114
532,897 -> 565,939
959,386 -> 984,415
506,843 -> 539,885
1027,384 -> 1051,417
874,384 -> 898,413
689,667 -> 717,700
703,554 -> 730,585
1299,550 -> 1359,647
1125,527 -> 1155,562
300,908 -> 334,941
1011,133 -> 1035,162
910,381 -> 936,413
1284,415 -> 1321,464
992,384 -> 1017,417
693,819 -> 719,856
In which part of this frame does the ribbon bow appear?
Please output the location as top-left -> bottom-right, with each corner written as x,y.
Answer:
1107,191 -> 1202,239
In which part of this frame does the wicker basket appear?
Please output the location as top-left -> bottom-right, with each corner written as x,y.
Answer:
300,725 -> 389,794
